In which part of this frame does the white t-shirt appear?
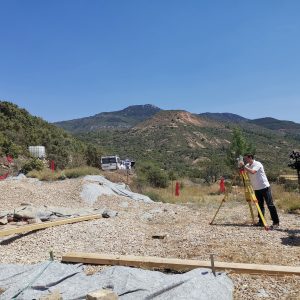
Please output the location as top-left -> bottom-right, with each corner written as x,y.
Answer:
246,160 -> 270,190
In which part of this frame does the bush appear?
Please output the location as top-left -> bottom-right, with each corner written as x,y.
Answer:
21,158 -> 44,174
136,161 -> 169,188
144,191 -> 163,202
27,166 -> 101,180
63,166 -> 101,178
132,175 -> 148,193
283,181 -> 299,192
267,171 -> 279,183
27,169 -> 61,181
147,168 -> 169,188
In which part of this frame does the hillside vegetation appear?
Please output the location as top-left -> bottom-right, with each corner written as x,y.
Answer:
1,101 -> 299,179
78,110 -> 299,178
55,104 -> 161,133
0,101 -> 102,169
249,117 -> 300,135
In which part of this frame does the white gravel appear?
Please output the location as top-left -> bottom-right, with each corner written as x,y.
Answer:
0,176 -> 299,299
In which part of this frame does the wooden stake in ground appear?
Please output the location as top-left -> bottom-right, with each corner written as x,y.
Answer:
62,253 -> 300,276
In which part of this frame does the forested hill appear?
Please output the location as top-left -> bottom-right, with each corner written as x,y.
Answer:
0,101 -> 100,169
56,105 -> 300,138
78,110 -> 300,177
55,104 -> 161,133
249,117 -> 300,135
199,113 -> 300,136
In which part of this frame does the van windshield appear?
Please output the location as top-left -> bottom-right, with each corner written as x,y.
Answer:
101,157 -> 117,164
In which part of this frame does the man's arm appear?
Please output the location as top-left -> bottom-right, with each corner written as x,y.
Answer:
244,165 -> 257,174
239,162 -> 257,174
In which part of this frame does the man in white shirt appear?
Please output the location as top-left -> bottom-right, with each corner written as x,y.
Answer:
240,154 -> 280,229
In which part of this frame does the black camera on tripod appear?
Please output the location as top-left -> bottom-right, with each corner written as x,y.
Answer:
288,151 -> 300,170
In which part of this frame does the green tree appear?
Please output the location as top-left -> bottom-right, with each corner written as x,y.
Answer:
136,161 -> 169,188
226,127 -> 255,169
85,144 -> 103,167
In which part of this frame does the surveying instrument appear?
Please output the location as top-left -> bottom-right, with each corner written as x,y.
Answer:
288,150 -> 300,192
210,156 -> 269,231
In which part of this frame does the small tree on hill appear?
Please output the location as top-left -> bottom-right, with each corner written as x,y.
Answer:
136,161 -> 169,188
226,127 -> 255,170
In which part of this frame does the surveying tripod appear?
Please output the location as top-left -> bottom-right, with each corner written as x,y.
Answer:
210,168 -> 269,231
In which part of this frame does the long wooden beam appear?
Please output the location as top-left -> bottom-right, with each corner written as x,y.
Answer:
0,214 -> 101,237
62,252 -> 300,276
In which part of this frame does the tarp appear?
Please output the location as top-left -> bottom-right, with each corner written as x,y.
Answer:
0,261 -> 233,300
81,175 -> 153,204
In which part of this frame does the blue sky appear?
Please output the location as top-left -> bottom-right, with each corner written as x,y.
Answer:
1,0 -> 300,123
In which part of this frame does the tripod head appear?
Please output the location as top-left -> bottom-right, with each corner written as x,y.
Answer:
237,155 -> 245,170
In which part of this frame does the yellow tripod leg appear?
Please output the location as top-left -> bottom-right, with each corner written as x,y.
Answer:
209,194 -> 227,225
243,183 -> 255,223
247,201 -> 255,224
240,170 -> 269,230
246,185 -> 269,230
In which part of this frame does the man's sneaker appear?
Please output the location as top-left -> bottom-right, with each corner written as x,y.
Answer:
270,223 -> 279,230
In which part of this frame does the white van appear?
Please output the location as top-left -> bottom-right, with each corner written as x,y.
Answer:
100,155 -> 121,170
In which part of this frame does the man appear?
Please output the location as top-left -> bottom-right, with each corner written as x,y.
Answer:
239,154 -> 280,229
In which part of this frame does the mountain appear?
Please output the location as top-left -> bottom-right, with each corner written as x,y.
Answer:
199,112 -> 249,123
78,110 -> 300,175
56,105 -> 300,138
249,117 -> 300,135
199,114 -> 300,136
55,104 -> 161,133
0,101 -> 98,169
2,101 -> 298,176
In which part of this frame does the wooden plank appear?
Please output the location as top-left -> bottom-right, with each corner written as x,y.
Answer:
0,214 -> 101,237
62,252 -> 300,276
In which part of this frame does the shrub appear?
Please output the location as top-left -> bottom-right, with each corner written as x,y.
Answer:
63,166 -> 101,178
283,181 -> 299,192
267,171 -> 279,183
132,175 -> 148,193
21,158 -> 44,174
136,161 -> 169,188
147,168 -> 169,188
27,166 -> 101,180
144,191 -> 163,202
27,169 -> 61,181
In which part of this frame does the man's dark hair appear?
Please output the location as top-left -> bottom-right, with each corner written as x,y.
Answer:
244,153 -> 254,159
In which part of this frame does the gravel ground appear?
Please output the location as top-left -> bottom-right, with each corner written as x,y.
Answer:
0,177 -> 299,299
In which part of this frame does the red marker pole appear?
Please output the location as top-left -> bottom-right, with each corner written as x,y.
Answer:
219,177 -> 225,193
50,160 -> 55,172
175,181 -> 180,196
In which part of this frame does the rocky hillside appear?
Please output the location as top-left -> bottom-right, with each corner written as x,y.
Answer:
78,110 -> 299,175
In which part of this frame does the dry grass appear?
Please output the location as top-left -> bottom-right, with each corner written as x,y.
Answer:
27,166 -> 101,181
139,179 -> 300,215
102,169 -> 134,185
142,180 -> 245,205
272,184 -> 300,213
27,168 -> 62,181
